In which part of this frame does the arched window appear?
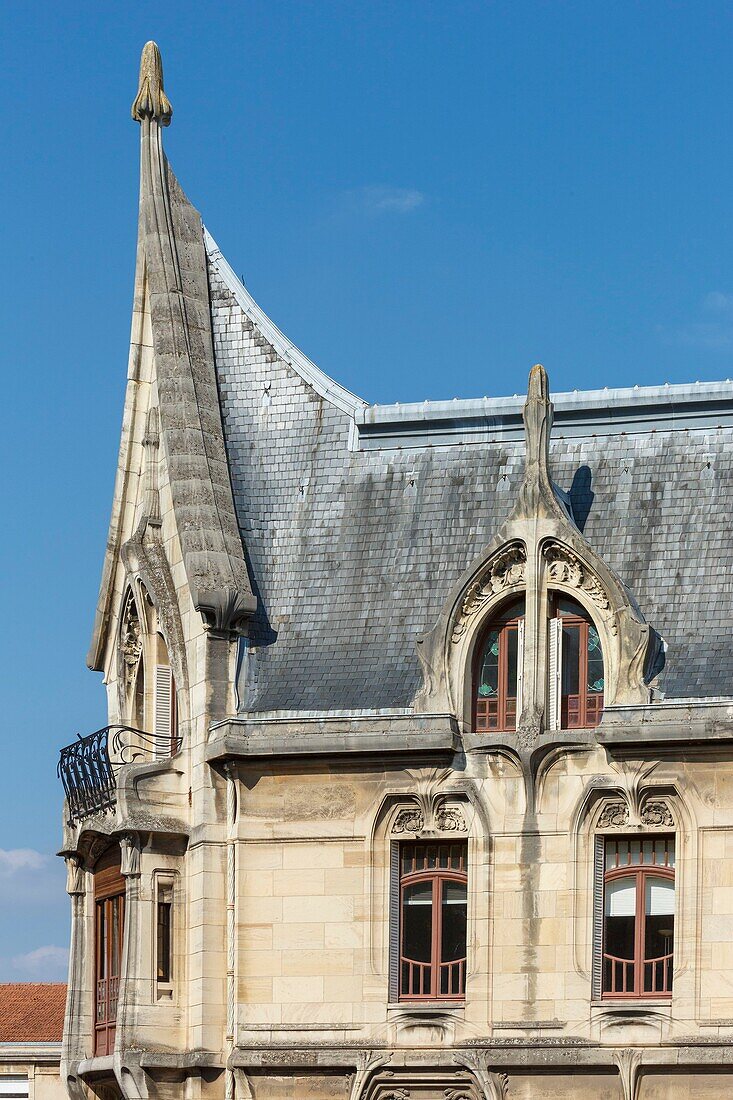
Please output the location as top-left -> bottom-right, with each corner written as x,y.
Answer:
473,598 -> 525,732
549,596 -> 604,729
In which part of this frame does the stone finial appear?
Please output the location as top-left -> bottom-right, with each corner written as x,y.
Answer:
523,363 -> 552,480
131,41 -> 172,126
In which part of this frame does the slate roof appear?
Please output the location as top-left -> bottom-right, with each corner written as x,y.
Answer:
204,234 -> 733,712
0,984 -> 66,1043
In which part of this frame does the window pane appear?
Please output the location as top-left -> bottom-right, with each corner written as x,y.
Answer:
478,631 -> 500,697
157,900 -> 172,982
402,883 -> 433,963
440,881 -> 467,964
97,902 -> 107,978
586,626 -> 604,693
605,878 -> 636,917
506,627 -> 518,700
562,624 -> 580,696
645,876 -> 675,917
110,898 -> 121,977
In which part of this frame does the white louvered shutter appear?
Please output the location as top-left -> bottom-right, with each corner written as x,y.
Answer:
515,618 -> 525,731
154,665 -> 173,756
388,842 -> 400,1003
548,617 -> 562,731
591,836 -> 605,1000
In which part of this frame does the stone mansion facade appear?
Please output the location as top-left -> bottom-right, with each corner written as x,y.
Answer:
58,42 -> 733,1100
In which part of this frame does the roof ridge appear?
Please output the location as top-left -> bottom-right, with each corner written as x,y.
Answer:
204,228 -> 367,418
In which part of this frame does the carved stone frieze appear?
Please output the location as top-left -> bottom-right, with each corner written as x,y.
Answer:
392,807 -> 424,834
543,541 -> 614,628
598,801 -> 629,828
640,799 -> 674,827
435,803 -> 468,833
451,543 -> 526,643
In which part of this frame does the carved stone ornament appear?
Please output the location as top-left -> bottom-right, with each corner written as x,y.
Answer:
543,541 -> 613,626
131,40 -> 172,125
641,799 -> 674,827
435,803 -> 468,833
452,542 -> 526,643
598,801 -> 630,828
64,856 -> 85,896
120,594 -> 143,688
445,1092 -> 472,1100
392,807 -> 424,834
120,833 -> 141,877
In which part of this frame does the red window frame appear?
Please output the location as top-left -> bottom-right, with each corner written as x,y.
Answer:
399,842 -> 467,1002
94,849 -> 125,1056
473,601 -> 524,733
555,601 -> 604,730
602,836 -> 674,1000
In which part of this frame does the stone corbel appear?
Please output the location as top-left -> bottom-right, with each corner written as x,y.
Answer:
64,855 -> 86,896
120,832 -> 142,877
453,1051 -> 509,1100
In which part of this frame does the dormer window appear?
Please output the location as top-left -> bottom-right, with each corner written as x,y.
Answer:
549,596 -> 604,729
473,598 -> 525,732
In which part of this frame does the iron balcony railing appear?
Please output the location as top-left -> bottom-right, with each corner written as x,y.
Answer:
58,725 -> 182,825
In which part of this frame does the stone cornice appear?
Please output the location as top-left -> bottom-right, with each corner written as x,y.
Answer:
206,712 -> 459,764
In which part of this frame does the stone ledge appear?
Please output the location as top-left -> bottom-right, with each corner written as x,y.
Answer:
206,712 -> 460,763
598,699 -> 733,749
230,1042 -> 733,1069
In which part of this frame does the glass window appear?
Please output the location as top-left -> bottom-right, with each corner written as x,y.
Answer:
474,598 -> 525,732
602,836 -> 674,999
399,842 -> 467,1001
156,898 -> 173,983
553,597 -> 604,729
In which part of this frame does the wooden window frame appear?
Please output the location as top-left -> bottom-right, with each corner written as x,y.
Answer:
550,598 -> 604,730
93,850 -> 125,1056
601,835 -> 675,1000
398,842 -> 468,1002
473,604 -> 524,733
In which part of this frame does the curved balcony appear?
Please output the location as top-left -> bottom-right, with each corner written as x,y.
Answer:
58,725 -> 182,825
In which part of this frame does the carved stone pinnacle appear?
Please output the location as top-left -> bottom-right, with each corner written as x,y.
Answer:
523,362 -> 552,477
131,41 -> 173,126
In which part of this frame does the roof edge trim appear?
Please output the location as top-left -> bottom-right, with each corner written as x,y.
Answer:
204,228 -> 367,418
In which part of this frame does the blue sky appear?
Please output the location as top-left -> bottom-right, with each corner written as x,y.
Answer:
1,1 -> 733,979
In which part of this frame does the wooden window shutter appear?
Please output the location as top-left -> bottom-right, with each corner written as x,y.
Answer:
154,665 -> 173,751
388,841 -> 400,1002
515,617 -> 525,731
548,616 -> 562,731
591,834 -> 605,1000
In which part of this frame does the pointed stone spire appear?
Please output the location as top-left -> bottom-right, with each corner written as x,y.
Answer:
131,41 -> 173,126
522,363 -> 553,486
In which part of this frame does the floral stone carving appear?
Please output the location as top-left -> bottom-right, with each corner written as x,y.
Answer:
641,800 -> 674,827
543,542 -> 613,624
392,807 -> 424,834
598,801 -> 629,828
435,803 -> 468,832
452,543 -> 526,643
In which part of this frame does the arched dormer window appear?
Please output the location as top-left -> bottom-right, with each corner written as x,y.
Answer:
549,595 -> 604,730
473,597 -> 525,732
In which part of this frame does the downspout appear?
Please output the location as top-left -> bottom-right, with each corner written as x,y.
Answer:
225,763 -> 237,1100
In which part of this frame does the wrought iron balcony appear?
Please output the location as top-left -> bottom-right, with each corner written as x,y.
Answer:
58,725 -> 182,825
